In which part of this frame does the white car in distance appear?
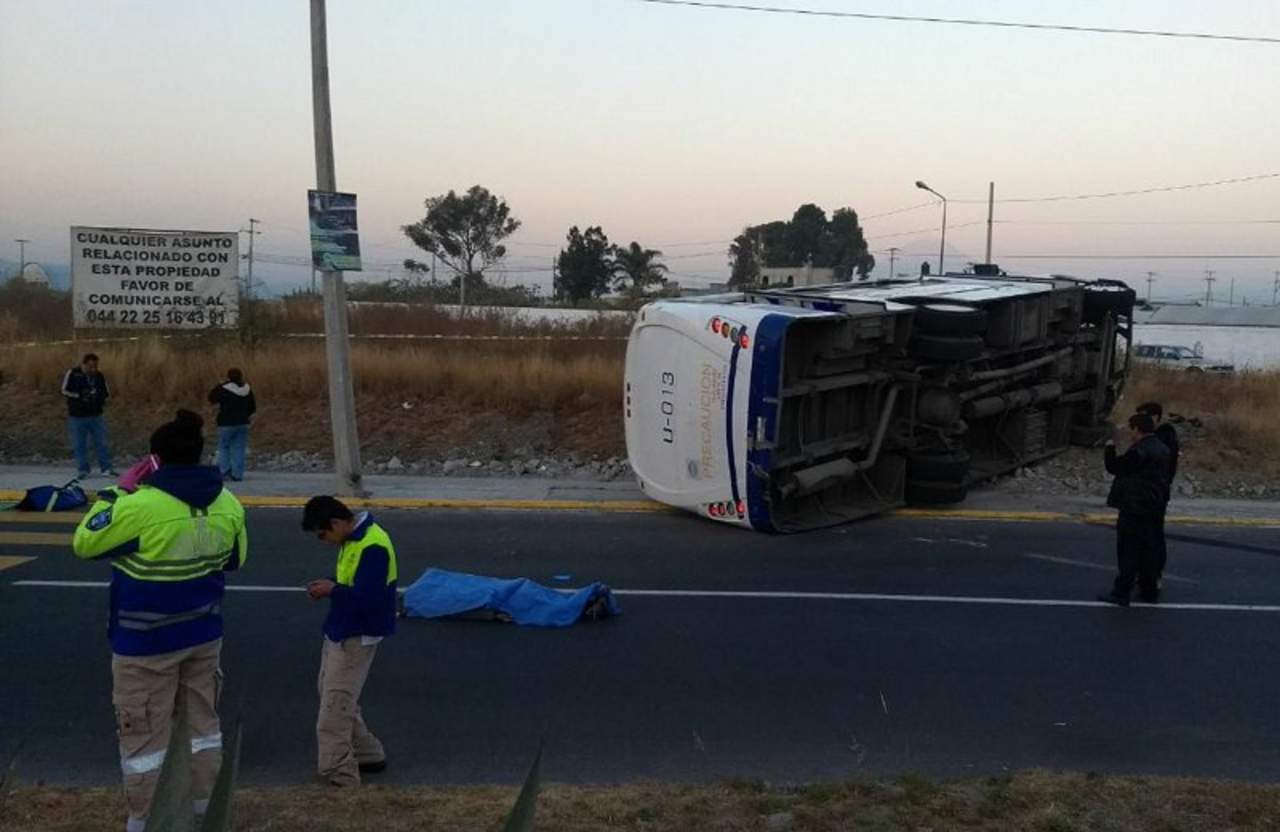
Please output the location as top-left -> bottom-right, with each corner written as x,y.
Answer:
1132,344 -> 1234,374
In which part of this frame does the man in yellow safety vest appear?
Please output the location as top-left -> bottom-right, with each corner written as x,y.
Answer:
302,495 -> 397,786
73,409 -> 247,832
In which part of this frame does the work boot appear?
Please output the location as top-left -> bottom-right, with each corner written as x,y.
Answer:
1096,591 -> 1130,607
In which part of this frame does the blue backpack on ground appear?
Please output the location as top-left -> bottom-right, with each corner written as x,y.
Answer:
16,479 -> 89,512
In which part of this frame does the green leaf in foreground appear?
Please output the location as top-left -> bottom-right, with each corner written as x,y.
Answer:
147,699 -> 195,832
0,743 -> 21,815
499,743 -> 544,832
200,721 -> 242,832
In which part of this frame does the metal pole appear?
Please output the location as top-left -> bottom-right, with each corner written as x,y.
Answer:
887,246 -> 898,280
938,196 -> 947,276
311,0 -> 364,496
1273,271 -> 1279,306
15,238 -> 29,277
1203,270 -> 1216,305
245,218 -> 259,299
984,181 -> 994,263
1229,277 -> 1235,306
1145,271 -> 1156,301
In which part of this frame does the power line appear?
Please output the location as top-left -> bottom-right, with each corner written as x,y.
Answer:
896,253 -> 1280,260
633,0 -> 1280,44
995,218 -> 1280,226
954,172 -> 1280,204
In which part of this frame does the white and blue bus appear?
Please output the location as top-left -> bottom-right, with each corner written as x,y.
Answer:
625,270 -> 1134,532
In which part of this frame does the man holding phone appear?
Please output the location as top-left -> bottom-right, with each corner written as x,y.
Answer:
301,496 -> 397,786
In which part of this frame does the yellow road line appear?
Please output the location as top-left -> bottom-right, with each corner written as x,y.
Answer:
894,509 -> 1070,523
3,490 -> 1277,527
0,556 -> 36,572
0,512 -> 85,525
0,532 -> 70,546
237,495 -> 668,512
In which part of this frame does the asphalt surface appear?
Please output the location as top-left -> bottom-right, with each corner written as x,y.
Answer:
3,507 -> 1280,786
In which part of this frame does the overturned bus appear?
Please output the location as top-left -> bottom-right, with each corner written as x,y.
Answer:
624,269 -> 1135,532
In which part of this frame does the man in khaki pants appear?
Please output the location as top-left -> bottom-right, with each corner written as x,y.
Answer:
302,496 -> 397,786
74,410 -> 247,831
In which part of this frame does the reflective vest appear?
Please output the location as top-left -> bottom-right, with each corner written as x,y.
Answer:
337,520 -> 398,587
324,514 -> 398,642
73,482 -> 247,656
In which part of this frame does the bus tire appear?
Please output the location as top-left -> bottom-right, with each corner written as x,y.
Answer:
905,480 -> 968,506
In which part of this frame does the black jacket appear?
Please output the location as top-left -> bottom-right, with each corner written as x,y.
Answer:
1154,423 -> 1179,483
1105,435 -> 1171,516
207,381 -> 256,427
61,367 -> 110,417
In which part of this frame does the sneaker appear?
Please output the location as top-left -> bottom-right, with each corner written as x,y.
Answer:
102,468 -> 119,478
1096,592 -> 1130,607
1138,590 -> 1160,605
358,759 -> 387,774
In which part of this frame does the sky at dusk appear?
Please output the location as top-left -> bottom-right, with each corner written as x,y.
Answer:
2,0 -> 1277,303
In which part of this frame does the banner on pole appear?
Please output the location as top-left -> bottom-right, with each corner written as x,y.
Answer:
308,190 -> 362,271
70,226 -> 239,329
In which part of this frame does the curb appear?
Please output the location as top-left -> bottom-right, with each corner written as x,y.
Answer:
4,489 -> 1279,527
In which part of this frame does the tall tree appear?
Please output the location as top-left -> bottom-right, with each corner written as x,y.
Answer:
555,226 -> 614,304
401,185 -> 521,301
611,242 -> 668,297
726,205 -> 876,285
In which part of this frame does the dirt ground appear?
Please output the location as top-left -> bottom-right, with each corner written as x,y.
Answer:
4,771 -> 1280,831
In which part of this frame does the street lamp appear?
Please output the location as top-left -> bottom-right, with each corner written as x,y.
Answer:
915,180 -> 947,276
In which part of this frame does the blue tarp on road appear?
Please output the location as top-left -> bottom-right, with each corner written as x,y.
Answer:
402,568 -> 621,628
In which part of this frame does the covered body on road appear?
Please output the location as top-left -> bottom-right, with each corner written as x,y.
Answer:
625,269 -> 1134,532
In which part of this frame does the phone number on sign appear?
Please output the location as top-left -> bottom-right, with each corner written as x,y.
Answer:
82,308 -> 230,326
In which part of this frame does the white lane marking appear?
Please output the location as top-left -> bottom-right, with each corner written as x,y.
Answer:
13,580 -> 1280,612
1024,553 -> 1198,584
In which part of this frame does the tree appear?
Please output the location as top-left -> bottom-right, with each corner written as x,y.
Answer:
401,185 -> 521,303
726,205 -> 876,286
555,226 -> 614,304
611,242 -> 668,297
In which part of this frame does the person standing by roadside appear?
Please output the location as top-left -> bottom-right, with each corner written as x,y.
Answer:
62,352 -> 116,478
301,496 -> 396,786
208,368 -> 256,482
1136,401 -> 1178,585
1098,412 -> 1171,607
72,409 -> 248,832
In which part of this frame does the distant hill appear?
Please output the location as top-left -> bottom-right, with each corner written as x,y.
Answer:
0,260 -> 71,290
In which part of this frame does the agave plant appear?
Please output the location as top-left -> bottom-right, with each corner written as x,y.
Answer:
145,700 -> 242,832
499,743 -> 543,832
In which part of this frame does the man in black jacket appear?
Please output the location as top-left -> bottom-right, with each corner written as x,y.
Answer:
1098,412 -> 1172,606
61,352 -> 116,478
1137,401 -> 1178,584
208,368 -> 256,481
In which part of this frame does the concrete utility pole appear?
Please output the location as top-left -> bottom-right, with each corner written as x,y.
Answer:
15,238 -> 29,276
311,0 -> 364,496
984,181 -> 995,264
241,218 -> 261,298
887,247 -> 899,280
1203,270 -> 1216,305
1145,271 -> 1157,302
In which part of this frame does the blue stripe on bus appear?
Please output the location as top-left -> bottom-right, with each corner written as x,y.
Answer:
745,313 -> 791,532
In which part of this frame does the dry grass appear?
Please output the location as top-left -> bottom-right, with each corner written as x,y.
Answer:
4,771 -> 1280,831
1120,366 -> 1280,476
0,337 -> 627,461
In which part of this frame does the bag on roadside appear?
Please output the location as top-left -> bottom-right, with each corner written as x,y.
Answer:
16,479 -> 89,512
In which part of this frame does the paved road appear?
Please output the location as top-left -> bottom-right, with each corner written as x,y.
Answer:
3,507 -> 1280,786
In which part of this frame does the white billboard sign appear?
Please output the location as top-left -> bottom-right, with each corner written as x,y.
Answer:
71,226 -> 240,329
